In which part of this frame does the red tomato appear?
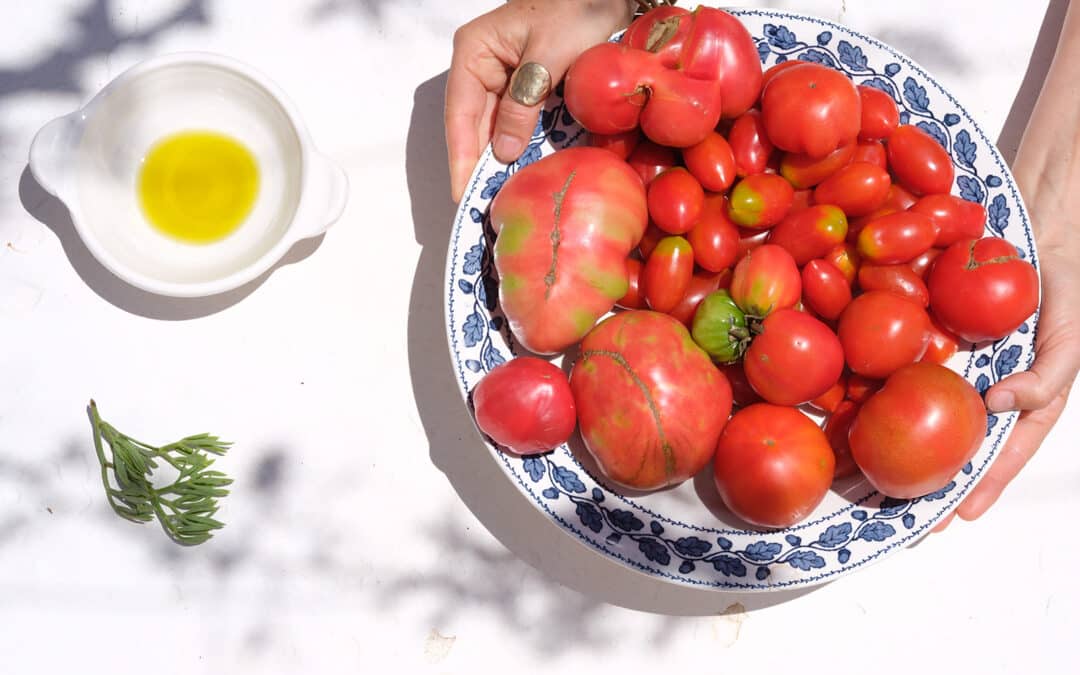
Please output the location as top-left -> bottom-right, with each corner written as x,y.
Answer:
683,131 -> 737,192
743,309 -> 844,406
638,222 -> 665,259
761,63 -> 861,158
813,162 -> 892,217
761,60 -> 805,89
589,129 -> 642,160
736,226 -> 771,257
857,263 -> 930,307
801,258 -> 853,320
809,373 -> 848,414
728,109 -> 775,177
719,361 -> 762,408
727,173 -> 795,229
851,140 -> 887,168
472,357 -> 576,455
922,315 -> 962,365
643,235 -> 694,313
847,183 -> 919,240
571,311 -> 733,490
627,139 -> 678,185
824,399 -> 862,480
790,188 -> 815,213
845,373 -> 882,404
648,168 -> 705,234
911,194 -> 987,247
669,271 -> 724,327
730,244 -> 801,317
767,204 -> 849,266
886,124 -> 955,196
850,363 -> 986,498
838,291 -> 931,377
908,247 -> 943,279
779,143 -> 856,189
616,257 -> 646,309
713,404 -> 835,528
856,85 -> 900,141
856,211 -> 938,264
927,237 -> 1040,342
687,194 -> 740,272
824,242 -> 860,285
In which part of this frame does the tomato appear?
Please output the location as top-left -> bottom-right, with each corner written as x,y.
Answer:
616,257 -> 646,309
779,143 -> 855,189
856,211 -> 937,264
801,258 -> 853,320
767,204 -> 848,266
730,244 -> 801,317
857,263 -> 930,307
683,131 -> 737,192
910,194 -> 987,247
648,167 -> 705,234
638,222 -> 665,259
908,247 -> 943,279
849,362 -> 986,498
691,290 -> 749,363
743,309 -> 844,406
564,42 -> 723,148
668,270 -> 725,326
727,173 -> 794,229
838,291 -> 931,377
856,85 -> 900,141
687,194 -> 740,272
713,404 -> 835,528
790,188 -> 815,213
589,129 -> 641,160
847,183 -> 918,240
761,60 -> 805,89
809,373 -> 847,414
472,357 -> 576,455
728,109 -> 775,177
571,310 -> 733,490
491,147 -> 647,354
627,138 -> 678,185
886,124 -> 955,196
813,162 -> 891,217
761,62 -> 861,158
927,237 -> 1040,342
737,226 -> 771,257
824,242 -> 860,285
922,315 -> 962,365
851,140 -> 887,168
643,235 -> 694,313
718,361 -> 761,407
845,373 -> 882,404
824,399 -> 861,480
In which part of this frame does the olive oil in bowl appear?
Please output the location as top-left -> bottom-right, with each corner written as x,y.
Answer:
138,130 -> 259,244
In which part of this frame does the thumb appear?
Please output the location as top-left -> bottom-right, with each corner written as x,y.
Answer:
986,329 -> 1080,412
490,43 -> 580,164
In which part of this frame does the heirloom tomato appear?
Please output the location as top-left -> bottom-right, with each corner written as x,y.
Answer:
472,357 -> 576,455
760,62 -> 861,158
743,309 -> 844,406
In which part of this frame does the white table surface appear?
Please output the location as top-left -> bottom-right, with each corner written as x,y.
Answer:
2,1 -> 1077,672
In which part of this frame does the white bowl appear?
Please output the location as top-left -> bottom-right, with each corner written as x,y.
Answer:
29,52 -> 348,298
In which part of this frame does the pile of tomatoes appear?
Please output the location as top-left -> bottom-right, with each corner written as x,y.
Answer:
471,5 -> 1039,531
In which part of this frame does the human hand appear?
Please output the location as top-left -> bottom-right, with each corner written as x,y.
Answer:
445,0 -> 634,203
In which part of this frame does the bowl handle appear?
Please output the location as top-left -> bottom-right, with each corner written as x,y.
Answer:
298,154 -> 349,239
29,113 -> 80,199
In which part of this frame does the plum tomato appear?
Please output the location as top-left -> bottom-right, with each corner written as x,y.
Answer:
589,128 -> 642,160
921,315 -> 962,365
761,62 -> 861,158
767,204 -> 848,266
643,235 -> 694,313
851,140 -> 887,168
856,211 -> 938,264
648,167 -> 705,234
472,357 -> 576,455
728,109 -> 775,177
801,258 -> 853,321
813,162 -> 892,217
687,194 -> 740,272
669,270 -> 725,327
856,85 -> 900,141
886,124 -> 955,196
743,309 -> 845,406
627,138 -> 679,185
683,131 -> 737,192
911,194 -> 987,248
727,173 -> 795,229
824,399 -> 862,480
730,244 -> 801,317
857,263 -> 930,307
838,291 -> 931,378
779,143 -> 855,189
824,242 -> 861,285
616,257 -> 646,310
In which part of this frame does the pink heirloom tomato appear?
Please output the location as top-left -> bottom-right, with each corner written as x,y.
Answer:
472,357 -> 576,455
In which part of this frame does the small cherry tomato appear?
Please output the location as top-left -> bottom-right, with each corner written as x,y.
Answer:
857,263 -> 930,307
910,194 -> 987,247
589,129 -> 642,160
627,139 -> 678,185
801,258 -> 853,320
838,291 -> 931,378
687,194 -> 740,272
643,235 -> 694,313
472,357 -> 576,455
730,244 -> 801,317
824,242 -> 861,285
813,161 -> 892,218
728,173 -> 795,229
744,309 -> 844,406
616,257 -> 646,309
779,143 -> 855,189
649,167 -> 705,234
857,211 -> 938,264
886,124 -> 955,196
728,109 -> 775,177
857,85 -> 900,141
921,315 -> 962,365
767,204 -> 849,266
683,131 -> 737,192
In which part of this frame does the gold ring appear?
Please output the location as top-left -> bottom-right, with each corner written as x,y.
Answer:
508,62 -> 552,107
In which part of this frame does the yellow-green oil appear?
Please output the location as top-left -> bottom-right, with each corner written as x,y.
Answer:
137,130 -> 259,243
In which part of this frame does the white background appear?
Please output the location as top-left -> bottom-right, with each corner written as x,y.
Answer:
1,1 -> 1077,672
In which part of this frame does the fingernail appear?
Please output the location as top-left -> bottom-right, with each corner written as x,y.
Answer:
493,134 -> 524,161
986,390 -> 1016,412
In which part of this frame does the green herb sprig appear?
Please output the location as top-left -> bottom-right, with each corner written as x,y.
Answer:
89,400 -> 233,545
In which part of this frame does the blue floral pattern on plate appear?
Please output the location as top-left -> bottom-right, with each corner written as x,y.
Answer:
445,8 -> 1039,590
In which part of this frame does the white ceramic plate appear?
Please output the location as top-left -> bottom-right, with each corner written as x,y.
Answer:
444,8 -> 1039,590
